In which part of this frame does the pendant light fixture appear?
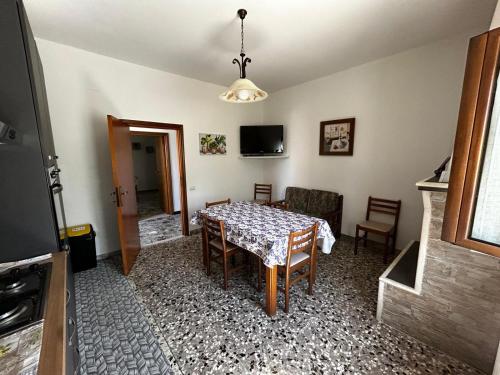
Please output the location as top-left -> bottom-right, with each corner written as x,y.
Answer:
219,9 -> 268,103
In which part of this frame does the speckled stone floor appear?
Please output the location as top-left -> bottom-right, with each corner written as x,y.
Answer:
128,235 -> 485,375
137,190 -> 182,247
139,214 -> 182,247
137,191 -> 163,220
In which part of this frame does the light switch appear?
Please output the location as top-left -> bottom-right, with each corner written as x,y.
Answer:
189,186 -> 196,191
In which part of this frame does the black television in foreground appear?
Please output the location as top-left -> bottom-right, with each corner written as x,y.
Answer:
240,125 -> 284,156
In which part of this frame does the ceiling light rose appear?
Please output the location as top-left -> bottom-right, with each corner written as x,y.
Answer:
219,9 -> 268,103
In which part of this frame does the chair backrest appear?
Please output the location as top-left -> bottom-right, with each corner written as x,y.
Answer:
254,183 -> 272,202
366,196 -> 401,226
202,215 -> 226,246
206,198 -> 231,208
286,223 -> 319,268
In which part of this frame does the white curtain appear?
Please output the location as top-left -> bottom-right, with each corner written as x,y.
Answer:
471,72 -> 500,246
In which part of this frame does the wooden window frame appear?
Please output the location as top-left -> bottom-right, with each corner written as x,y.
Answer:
442,29 -> 500,258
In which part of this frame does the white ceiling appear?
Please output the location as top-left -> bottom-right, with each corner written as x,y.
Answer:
24,0 -> 496,93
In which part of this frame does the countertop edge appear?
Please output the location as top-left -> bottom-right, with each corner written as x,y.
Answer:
416,176 -> 448,192
38,251 -> 66,375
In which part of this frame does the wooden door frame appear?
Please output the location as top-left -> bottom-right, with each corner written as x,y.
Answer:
121,118 -> 189,236
131,132 -> 174,215
442,30 -> 500,257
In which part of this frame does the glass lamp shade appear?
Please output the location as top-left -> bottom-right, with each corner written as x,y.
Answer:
219,78 -> 268,103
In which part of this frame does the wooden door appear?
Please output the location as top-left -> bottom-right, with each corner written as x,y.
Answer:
107,115 -> 140,275
155,135 -> 174,214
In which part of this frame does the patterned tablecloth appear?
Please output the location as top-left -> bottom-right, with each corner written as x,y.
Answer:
191,201 -> 335,267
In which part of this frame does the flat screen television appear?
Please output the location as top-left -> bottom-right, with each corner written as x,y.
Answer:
240,125 -> 284,156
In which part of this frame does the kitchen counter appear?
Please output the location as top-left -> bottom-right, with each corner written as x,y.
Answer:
38,251 -> 67,375
0,251 -> 69,375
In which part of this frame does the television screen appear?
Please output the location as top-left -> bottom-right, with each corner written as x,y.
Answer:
240,125 -> 284,155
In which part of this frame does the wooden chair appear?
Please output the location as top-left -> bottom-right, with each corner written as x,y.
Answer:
257,223 -> 319,313
354,196 -> 401,263
205,198 -> 231,208
254,183 -> 272,204
202,216 -> 245,290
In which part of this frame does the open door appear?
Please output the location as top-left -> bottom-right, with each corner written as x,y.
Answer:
156,135 -> 174,214
107,115 -> 140,275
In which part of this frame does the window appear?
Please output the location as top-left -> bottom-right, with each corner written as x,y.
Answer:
471,71 -> 500,246
442,29 -> 500,257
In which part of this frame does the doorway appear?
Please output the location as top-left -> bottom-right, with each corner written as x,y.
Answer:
131,132 -> 182,246
107,116 -> 189,275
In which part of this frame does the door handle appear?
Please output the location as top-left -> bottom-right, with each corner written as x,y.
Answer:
50,168 -> 61,178
51,183 -> 63,194
112,186 -> 127,207
111,186 -> 122,207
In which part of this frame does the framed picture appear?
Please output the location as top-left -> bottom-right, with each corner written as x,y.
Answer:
199,133 -> 227,155
319,118 -> 355,156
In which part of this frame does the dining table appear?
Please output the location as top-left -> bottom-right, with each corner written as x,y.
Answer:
190,201 -> 336,316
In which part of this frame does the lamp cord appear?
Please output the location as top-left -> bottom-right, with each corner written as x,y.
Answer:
240,17 -> 245,55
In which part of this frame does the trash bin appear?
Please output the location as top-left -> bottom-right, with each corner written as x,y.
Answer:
65,224 -> 97,273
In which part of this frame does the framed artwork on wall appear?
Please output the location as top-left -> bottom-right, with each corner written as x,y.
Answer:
319,118 -> 355,156
199,133 -> 227,155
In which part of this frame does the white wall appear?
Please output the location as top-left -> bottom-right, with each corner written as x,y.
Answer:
491,0 -> 500,29
38,39 -> 264,256
131,136 -> 159,191
261,34 -> 473,248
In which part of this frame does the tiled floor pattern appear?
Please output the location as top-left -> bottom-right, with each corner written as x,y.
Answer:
128,235 -> 485,375
137,190 -> 182,247
74,258 -> 172,375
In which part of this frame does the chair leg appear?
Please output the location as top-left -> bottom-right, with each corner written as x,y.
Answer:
206,247 -> 211,276
284,277 -> 290,313
202,231 -> 208,267
223,254 -> 229,290
363,232 -> 368,247
354,226 -> 359,255
257,258 -> 262,292
383,235 -> 390,264
391,233 -> 397,254
308,265 -> 314,296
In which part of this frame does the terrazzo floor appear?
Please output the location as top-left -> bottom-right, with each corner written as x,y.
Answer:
126,235 -> 485,375
137,190 -> 164,220
137,190 -> 182,247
